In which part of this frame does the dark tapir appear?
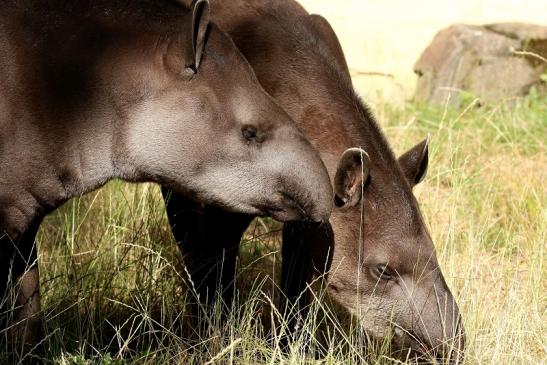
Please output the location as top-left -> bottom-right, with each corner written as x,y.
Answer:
163,0 -> 464,361
0,0 -> 333,355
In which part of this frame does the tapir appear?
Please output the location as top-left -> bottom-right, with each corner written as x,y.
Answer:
163,0 -> 465,361
0,0 -> 333,357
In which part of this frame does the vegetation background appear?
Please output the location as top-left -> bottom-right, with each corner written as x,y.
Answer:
300,0 -> 547,103
3,0 -> 545,364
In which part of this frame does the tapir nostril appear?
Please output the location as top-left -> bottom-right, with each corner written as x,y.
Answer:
328,284 -> 339,294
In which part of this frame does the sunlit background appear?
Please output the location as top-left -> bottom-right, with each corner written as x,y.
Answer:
299,0 -> 547,103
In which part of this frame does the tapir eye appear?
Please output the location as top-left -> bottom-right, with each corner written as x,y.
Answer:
242,125 -> 258,142
374,264 -> 393,281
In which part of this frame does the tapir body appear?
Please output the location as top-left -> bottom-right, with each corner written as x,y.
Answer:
0,0 -> 333,358
164,0 -> 464,361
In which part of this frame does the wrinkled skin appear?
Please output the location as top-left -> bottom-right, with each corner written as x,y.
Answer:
164,0 -> 464,362
0,0 -> 332,359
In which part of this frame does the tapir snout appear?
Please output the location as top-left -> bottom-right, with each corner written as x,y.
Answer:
397,274 -> 465,363
259,124 -> 333,223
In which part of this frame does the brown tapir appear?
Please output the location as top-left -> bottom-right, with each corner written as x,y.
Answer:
0,0 -> 334,357
163,0 -> 465,362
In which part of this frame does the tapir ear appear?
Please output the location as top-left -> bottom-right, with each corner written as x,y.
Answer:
398,137 -> 429,187
334,148 -> 371,208
190,0 -> 210,69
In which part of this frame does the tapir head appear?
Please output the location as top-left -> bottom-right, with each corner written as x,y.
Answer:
104,0 -> 332,222
327,139 -> 465,362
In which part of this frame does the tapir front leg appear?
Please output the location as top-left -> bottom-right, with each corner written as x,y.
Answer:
280,221 -> 334,341
162,189 -> 253,319
1,220 -> 43,361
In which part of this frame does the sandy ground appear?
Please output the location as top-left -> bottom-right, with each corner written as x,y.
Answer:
297,0 -> 547,103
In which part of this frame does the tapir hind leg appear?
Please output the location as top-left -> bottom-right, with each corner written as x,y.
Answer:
162,189 -> 252,317
1,220 -> 43,361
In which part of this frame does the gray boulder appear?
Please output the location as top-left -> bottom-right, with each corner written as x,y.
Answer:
414,23 -> 547,105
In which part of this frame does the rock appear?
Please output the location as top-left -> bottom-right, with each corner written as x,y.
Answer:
414,23 -> 547,105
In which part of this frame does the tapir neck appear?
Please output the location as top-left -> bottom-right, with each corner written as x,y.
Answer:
48,105 -> 119,198
0,90 -> 119,233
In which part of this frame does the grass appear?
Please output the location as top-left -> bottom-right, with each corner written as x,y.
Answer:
1,92 -> 545,364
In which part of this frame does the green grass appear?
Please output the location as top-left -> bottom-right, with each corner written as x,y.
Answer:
2,94 -> 545,364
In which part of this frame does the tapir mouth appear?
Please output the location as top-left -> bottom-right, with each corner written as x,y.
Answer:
256,191 -> 322,222
391,327 -> 465,364
391,328 -> 427,356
